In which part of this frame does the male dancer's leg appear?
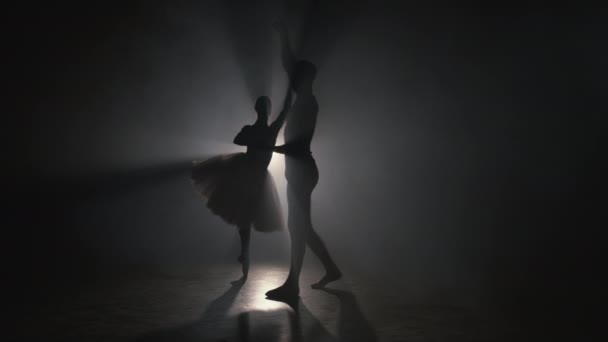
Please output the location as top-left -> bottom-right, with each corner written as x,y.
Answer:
307,225 -> 342,288
296,180 -> 341,288
266,184 -> 305,298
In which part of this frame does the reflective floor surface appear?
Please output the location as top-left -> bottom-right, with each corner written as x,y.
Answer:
23,263 -> 516,341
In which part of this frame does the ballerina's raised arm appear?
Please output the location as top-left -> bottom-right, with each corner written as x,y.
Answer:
270,87 -> 293,136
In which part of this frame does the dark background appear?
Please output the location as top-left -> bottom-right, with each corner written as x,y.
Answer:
6,1 -> 604,338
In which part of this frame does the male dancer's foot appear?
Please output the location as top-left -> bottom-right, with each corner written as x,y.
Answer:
311,267 -> 342,289
266,282 -> 299,299
265,291 -> 300,309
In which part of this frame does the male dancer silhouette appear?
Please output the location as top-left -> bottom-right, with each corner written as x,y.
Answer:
266,22 -> 341,299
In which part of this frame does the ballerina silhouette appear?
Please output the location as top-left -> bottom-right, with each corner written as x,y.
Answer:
191,92 -> 292,278
266,22 -> 342,299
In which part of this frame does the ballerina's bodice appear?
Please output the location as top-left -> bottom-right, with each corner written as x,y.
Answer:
241,123 -> 277,168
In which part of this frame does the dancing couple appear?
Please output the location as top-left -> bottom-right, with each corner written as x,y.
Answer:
191,22 -> 341,300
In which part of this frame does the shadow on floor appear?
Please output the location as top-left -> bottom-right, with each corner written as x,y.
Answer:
136,279 -> 376,342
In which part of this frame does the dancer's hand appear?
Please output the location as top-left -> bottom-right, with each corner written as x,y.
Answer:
257,145 -> 274,151
273,145 -> 287,154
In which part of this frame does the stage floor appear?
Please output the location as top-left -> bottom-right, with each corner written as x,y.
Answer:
23,263 -> 516,341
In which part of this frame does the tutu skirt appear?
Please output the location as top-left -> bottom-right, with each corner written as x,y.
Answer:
191,153 -> 283,232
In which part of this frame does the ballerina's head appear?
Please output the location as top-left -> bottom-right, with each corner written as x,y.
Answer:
255,96 -> 271,123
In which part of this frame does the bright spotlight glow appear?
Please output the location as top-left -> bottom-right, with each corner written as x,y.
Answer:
228,265 -> 293,314
268,152 -> 285,179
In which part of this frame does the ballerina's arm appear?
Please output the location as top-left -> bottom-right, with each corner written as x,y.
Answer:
270,88 -> 293,135
234,125 -> 274,150
233,125 -> 252,146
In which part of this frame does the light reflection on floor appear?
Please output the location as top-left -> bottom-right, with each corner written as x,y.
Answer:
228,265 -> 292,313
24,262 -> 513,341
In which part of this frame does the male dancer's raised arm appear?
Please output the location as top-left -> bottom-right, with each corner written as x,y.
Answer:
274,21 -> 296,78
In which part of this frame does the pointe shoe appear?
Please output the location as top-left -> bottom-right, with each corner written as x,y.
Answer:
241,257 -> 249,278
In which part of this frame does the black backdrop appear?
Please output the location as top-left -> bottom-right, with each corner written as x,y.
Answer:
6,2 -> 604,338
